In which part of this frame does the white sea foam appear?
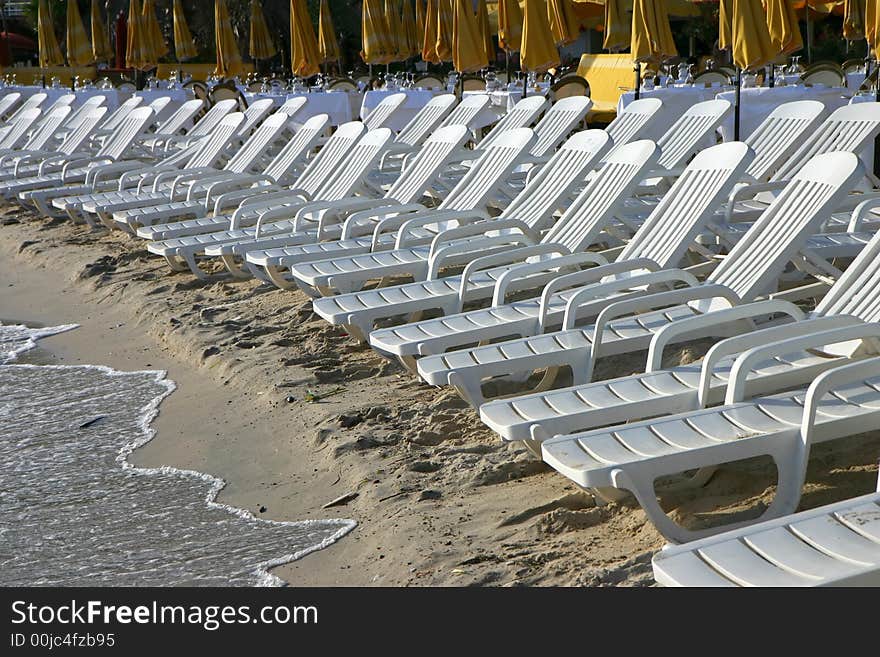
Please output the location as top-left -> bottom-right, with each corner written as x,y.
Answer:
0,324 -> 355,586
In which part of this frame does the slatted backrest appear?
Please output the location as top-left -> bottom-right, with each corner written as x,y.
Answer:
477,96 -> 548,151
363,93 -> 407,131
236,98 -> 275,137
529,96 -> 592,157
59,106 -> 108,155
655,99 -> 731,170
0,108 -> 41,148
187,99 -> 238,137
8,93 -> 47,122
275,96 -> 308,119
183,112 -> 245,168
22,106 -> 71,150
543,140 -> 662,253
153,99 -> 204,136
62,95 -> 109,130
771,102 -> 880,182
394,94 -> 457,147
385,124 -> 470,204
619,141 -> 754,269
262,114 -> 329,184
441,94 -> 490,129
0,92 -> 22,118
817,228 -> 880,324
96,107 -> 155,159
41,94 -> 75,115
292,120 -> 366,196
745,100 -> 826,181
501,129 -> 611,230
440,128 -> 537,211
146,96 -> 172,121
99,97 -> 144,131
316,128 -> 394,201
707,151 -> 863,306
602,97 -> 662,160
222,112 -> 288,173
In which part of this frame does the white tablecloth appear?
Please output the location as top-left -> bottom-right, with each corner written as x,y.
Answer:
244,91 -> 353,126
3,86 -> 122,111
360,89 -> 437,131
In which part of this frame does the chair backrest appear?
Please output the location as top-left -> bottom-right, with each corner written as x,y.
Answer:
530,96 -> 592,157
183,80 -> 209,106
817,225 -> 880,325
184,112 -> 245,168
62,94 -> 109,129
21,105 -> 72,150
501,129 -> 612,231
619,141 -> 754,270
0,92 -> 22,118
706,151 -> 862,312
842,59 -> 864,75
275,96 -> 309,120
801,66 -> 846,88
655,98 -> 731,170
440,128 -> 536,212
8,93 -> 47,122
223,112 -> 289,173
385,124 -> 471,204
394,94 -> 458,147
327,78 -> 358,92
413,75 -> 445,90
153,99 -> 204,136
236,97 -> 274,137
115,81 -> 137,92
261,113 -> 329,184
96,107 -> 155,159
477,95 -> 548,151
441,93 -> 490,129
42,94 -> 76,115
293,120 -> 366,196
99,97 -> 144,132
602,97 -> 663,159
549,75 -> 589,102
363,93 -> 408,131
693,70 -> 732,86
542,140 -> 661,253
316,128 -> 394,201
187,98 -> 238,138
59,106 -> 108,155
771,102 -> 880,182
461,76 -> 486,92
0,108 -> 42,148
744,100 -> 826,181
145,96 -> 172,121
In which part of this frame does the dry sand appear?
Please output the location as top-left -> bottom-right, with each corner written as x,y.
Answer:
2,200 -> 878,586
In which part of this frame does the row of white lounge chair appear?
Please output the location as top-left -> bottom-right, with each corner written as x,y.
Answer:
4,87 -> 880,586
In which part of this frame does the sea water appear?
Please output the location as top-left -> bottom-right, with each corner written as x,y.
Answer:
0,324 -> 355,586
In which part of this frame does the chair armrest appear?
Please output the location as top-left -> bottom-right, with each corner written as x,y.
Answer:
428,217 -> 539,258
200,175 -> 274,205
61,156 -> 112,182
394,209 -> 490,248
724,180 -> 787,223
491,252 -> 609,308
427,234 -> 535,280
846,194 -> 880,233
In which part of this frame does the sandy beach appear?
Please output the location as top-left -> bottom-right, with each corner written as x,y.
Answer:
3,200 -> 878,587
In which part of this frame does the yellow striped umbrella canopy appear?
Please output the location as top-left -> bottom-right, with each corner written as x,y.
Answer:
843,0 -> 866,41
66,0 -> 93,66
290,0 -> 320,75
631,0 -> 677,63
126,0 -> 152,69
215,0 -> 244,77
602,0 -> 630,51
318,0 -> 341,62
436,0 -> 455,61
766,0 -> 803,55
718,0 -> 732,50
362,0 -> 392,64
386,0 -> 404,62
730,0 -> 776,70
416,0 -> 427,48
38,0 -> 64,68
521,0 -> 560,71
142,0 -> 168,61
476,0 -> 495,62
422,0 -> 441,61
868,0 -> 879,56
453,0 -> 488,72
403,0 -> 420,58
250,0 -> 277,59
172,0 -> 197,61
497,0 -> 523,51
548,0 -> 579,45
91,0 -> 113,62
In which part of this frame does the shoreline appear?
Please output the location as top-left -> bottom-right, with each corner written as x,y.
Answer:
2,202 -> 877,586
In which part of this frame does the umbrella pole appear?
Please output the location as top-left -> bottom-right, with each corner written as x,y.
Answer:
805,10 -> 812,64
522,71 -> 527,99
734,66 -> 741,141
505,49 -> 511,82
634,63 -> 640,101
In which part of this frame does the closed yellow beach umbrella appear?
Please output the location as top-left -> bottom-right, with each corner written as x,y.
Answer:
868,0 -> 879,56
730,0 -> 776,70
631,0 -> 677,63
172,0 -> 197,61
422,0 -> 440,62
521,0 -> 560,71
66,0 -> 93,66
416,0 -> 427,47
318,0 -> 341,63
362,0 -> 392,65
602,0 -> 629,51
766,0 -> 803,55
403,0 -> 420,58
38,0 -> 64,68
91,0 -> 113,62
126,0 -> 151,70
843,0 -> 866,41
476,0 -> 495,62
215,0 -> 244,77
290,0 -> 320,76
250,0 -> 277,60
142,0 -> 168,61
453,0 -> 488,72
719,0 -> 733,51
548,0 -> 578,46
386,0 -> 404,62
497,0 -> 523,51
436,0 -> 455,62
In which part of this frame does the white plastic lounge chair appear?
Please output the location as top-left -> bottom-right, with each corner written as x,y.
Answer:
600,98 -> 663,160
139,99 -> 205,152
4,93 -> 47,124
414,151 -> 864,411
274,96 -> 309,120
293,128 -> 614,300
146,127 -> 395,277
441,93 -> 491,130
135,120 -> 365,243
0,92 -> 22,119
0,105 -> 71,160
0,108 -> 45,150
241,127 -> 539,290
306,139 -> 659,341
150,99 -> 238,151
363,93 -> 408,131
90,96 -> 144,135
652,486 -> 880,586
234,98 -> 276,138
